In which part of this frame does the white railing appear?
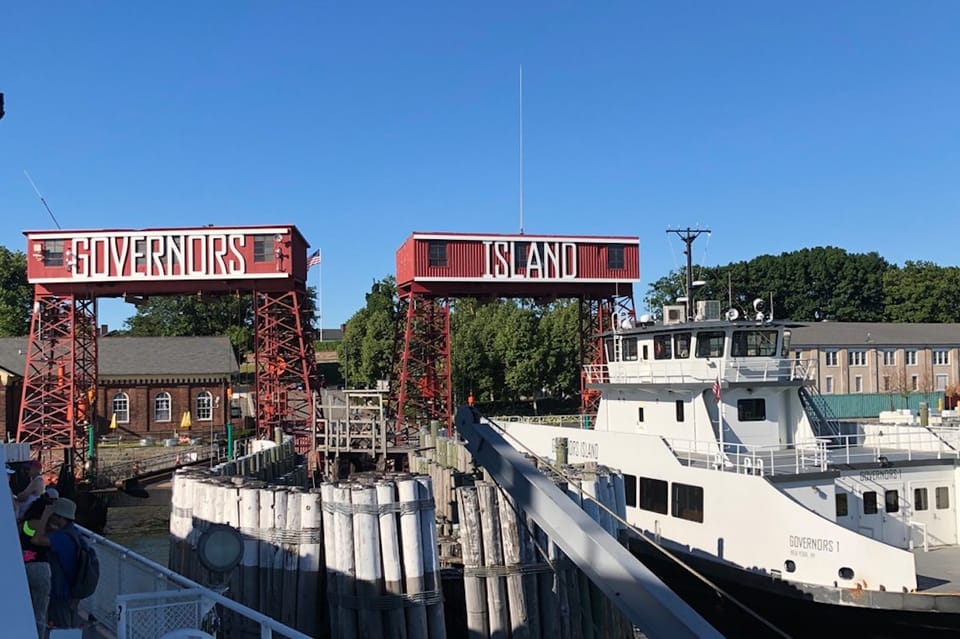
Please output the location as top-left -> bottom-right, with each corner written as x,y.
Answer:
811,429 -> 960,466
587,357 -> 814,386
492,414 -> 592,429
79,527 -> 309,639
663,436 -> 829,477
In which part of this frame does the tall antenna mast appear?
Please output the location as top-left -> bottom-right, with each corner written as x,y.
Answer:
666,227 -> 710,320
24,170 -> 62,229
519,64 -> 524,235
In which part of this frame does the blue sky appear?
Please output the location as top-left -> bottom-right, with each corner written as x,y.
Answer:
2,3 -> 959,331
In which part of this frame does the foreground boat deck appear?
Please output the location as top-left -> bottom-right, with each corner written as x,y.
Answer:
915,546 -> 960,594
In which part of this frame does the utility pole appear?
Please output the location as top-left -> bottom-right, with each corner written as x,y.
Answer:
666,227 -> 710,321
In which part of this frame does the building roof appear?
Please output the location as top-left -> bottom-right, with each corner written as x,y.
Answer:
791,322 -> 960,348
0,336 -> 239,379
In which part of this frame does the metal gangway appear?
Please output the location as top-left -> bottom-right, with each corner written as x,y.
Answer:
453,406 -> 723,639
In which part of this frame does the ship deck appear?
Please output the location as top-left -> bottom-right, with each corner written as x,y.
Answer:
915,546 -> 960,594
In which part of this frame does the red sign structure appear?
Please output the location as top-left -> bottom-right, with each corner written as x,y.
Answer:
394,232 -> 639,434
20,225 -> 319,472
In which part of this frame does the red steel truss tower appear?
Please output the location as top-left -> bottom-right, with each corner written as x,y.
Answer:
20,225 -> 319,473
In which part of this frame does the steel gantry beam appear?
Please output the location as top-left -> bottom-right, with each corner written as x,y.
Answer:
454,406 -> 723,639
17,294 -> 98,474
393,294 -> 451,439
254,289 -> 318,452
579,295 -> 635,415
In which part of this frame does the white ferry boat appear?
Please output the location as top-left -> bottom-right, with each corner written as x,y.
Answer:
496,285 -> 960,636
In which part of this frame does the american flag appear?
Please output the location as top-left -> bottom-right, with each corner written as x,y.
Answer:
307,249 -> 321,269
712,379 -> 721,403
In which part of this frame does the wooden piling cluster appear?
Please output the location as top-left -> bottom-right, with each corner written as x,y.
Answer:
211,438 -> 303,484
322,474 -> 447,639
409,430 -> 475,556
455,462 -> 635,639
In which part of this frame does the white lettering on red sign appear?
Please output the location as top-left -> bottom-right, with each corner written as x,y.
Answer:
482,240 -> 577,280
71,233 -> 247,279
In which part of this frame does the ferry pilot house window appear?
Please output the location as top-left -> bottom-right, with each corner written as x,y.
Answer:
885,490 -> 899,513
674,332 -> 691,359
737,398 -> 766,421
428,241 -> 448,267
863,491 -> 878,515
936,486 -> 950,510
671,483 -> 704,523
914,488 -> 929,511
253,235 -> 275,263
654,334 -> 672,360
695,331 -> 725,358
43,240 -> 65,267
622,338 -> 638,361
607,244 -> 625,270
731,330 -> 778,357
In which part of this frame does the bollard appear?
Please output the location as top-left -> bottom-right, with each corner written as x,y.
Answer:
556,437 -> 569,466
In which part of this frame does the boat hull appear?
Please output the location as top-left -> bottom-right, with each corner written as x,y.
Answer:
625,535 -> 960,638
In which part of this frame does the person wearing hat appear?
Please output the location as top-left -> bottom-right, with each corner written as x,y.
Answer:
15,460 -> 46,520
32,497 -> 81,629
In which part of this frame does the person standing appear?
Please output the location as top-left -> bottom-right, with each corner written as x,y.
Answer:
20,493 -> 56,638
31,497 -> 81,630
15,460 -> 45,520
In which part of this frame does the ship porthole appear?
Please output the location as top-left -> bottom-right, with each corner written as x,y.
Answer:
784,560 -> 796,573
838,567 -> 855,580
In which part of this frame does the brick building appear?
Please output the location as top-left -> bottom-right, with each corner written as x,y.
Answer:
790,322 -> 960,396
0,336 -> 238,440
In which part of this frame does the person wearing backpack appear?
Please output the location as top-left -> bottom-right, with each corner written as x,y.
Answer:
32,497 -> 89,630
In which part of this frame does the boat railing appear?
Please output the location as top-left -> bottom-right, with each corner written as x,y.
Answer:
79,526 -> 309,639
909,521 -> 930,552
493,414 -> 591,429
801,427 -> 960,465
586,357 -> 815,385
664,436 -> 828,476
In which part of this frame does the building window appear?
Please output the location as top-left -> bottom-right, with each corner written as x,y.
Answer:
253,235 -> 275,263
936,487 -> 950,510
882,350 -> 896,366
825,351 -> 838,367
854,376 -> 863,393
936,374 -> 948,391
737,398 -> 766,421
428,240 -> 447,267
934,350 -> 949,366
623,474 -> 637,508
836,492 -> 848,517
885,490 -> 899,513
112,392 -> 130,424
906,350 -> 918,366
654,334 -> 672,359
825,376 -> 833,394
154,392 -> 172,422
637,407 -> 644,422
911,375 -> 918,391
673,332 -> 691,359
671,483 -> 704,523
882,375 -> 891,392
863,491 -> 878,515
695,331 -> 725,358
196,391 -> 213,421
513,242 -> 528,269
848,350 -> 866,367
607,244 -> 625,270
43,240 -> 65,267
638,477 -> 668,514
915,488 -> 928,512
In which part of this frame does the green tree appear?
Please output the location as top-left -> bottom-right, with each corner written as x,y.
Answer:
338,277 -> 397,387
883,261 -> 960,323
0,247 -> 32,336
